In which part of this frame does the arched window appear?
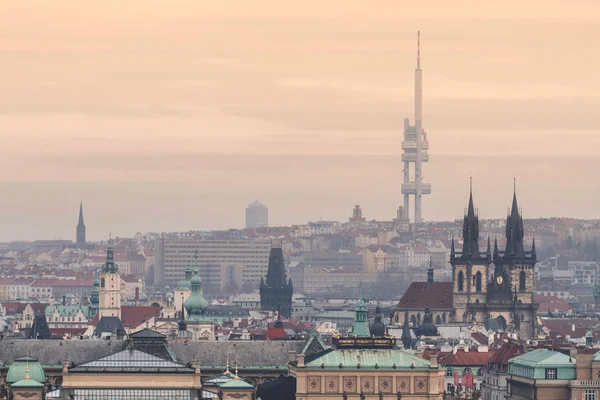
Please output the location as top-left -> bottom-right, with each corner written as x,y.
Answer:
519,271 -> 526,291
436,315 -> 442,325
446,368 -> 454,376
476,271 -> 482,292
442,313 -> 447,324
478,368 -> 484,376
458,271 -> 464,292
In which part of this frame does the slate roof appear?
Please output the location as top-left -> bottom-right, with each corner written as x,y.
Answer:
94,316 -> 124,335
396,282 -> 453,310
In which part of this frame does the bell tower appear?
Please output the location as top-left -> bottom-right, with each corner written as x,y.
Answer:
99,238 -> 122,319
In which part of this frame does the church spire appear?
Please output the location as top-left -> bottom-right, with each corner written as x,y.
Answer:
493,237 -> 499,260
461,178 -> 480,258
505,180 -> 525,257
76,202 -> 86,249
486,235 -> 492,262
401,311 -> 412,349
427,256 -> 434,284
450,235 -> 455,259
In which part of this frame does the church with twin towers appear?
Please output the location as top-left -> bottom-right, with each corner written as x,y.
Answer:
395,181 -> 538,340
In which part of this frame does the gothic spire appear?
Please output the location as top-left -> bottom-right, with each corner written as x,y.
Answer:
486,235 -> 492,262
461,178 -> 480,258
427,256 -> 434,284
505,181 -> 525,257
493,237 -> 499,260
531,238 -> 537,260
450,235 -> 455,259
78,202 -> 85,226
401,311 -> 412,349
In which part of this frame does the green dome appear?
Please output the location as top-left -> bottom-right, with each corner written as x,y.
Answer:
6,357 -> 45,385
184,270 -> 209,322
176,269 -> 193,291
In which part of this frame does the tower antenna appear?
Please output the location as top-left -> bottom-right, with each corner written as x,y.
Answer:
417,30 -> 421,69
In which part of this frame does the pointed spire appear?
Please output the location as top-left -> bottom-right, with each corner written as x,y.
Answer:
531,238 -> 537,260
450,235 -> 455,259
427,256 -> 434,284
462,178 -> 480,258
417,30 -> 421,69
486,235 -> 492,261
78,202 -> 85,225
402,311 -> 412,349
493,237 -> 499,259
506,180 -> 525,257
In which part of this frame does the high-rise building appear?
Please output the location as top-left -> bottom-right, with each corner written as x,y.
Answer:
76,202 -> 86,249
154,239 -> 271,289
401,31 -> 431,223
245,200 -> 268,229
260,246 -> 293,318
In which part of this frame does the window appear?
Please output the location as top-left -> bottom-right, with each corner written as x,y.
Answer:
476,271 -> 482,292
458,271 -> 464,291
519,271 -> 526,291
585,390 -> 597,400
446,368 -> 454,376
545,368 -> 557,379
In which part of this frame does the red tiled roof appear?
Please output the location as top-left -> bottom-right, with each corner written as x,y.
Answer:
50,328 -> 87,338
266,327 -> 288,340
396,282 -> 453,310
438,349 -> 496,367
534,295 -> 572,312
541,318 -> 597,339
120,275 -> 141,283
486,342 -> 524,366
120,305 -> 161,328
471,332 -> 488,345
32,279 -> 94,287
0,302 -> 47,315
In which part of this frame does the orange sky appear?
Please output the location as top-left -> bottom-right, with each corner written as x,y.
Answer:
1,1 -> 600,240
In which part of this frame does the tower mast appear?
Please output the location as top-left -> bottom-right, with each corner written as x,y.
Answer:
414,31 -> 423,223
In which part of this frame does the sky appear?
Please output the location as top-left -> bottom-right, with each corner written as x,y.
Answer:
1,0 -> 600,241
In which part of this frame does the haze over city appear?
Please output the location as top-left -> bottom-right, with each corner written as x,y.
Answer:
2,0 -> 600,241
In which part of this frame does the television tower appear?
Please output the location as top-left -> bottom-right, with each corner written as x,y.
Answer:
401,31 -> 431,223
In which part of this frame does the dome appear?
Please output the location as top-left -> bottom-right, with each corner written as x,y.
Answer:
369,305 -> 386,337
184,270 -> 209,322
176,269 -> 193,291
418,307 -> 438,337
6,357 -> 46,385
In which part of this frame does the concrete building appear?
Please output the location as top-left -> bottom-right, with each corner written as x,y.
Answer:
245,200 -> 268,229
154,238 -> 271,289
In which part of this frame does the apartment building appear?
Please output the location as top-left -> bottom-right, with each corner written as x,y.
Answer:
302,267 -> 378,294
154,238 -> 271,290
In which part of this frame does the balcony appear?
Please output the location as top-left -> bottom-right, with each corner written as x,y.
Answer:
401,182 -> 432,195
401,152 -> 429,162
570,380 -> 600,388
401,140 -> 430,151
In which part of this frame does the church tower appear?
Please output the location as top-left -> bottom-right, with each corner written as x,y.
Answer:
488,185 -> 537,339
260,246 -> 293,318
451,180 -> 488,324
76,202 -> 86,249
99,239 -> 122,319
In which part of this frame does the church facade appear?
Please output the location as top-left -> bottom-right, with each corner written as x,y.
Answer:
394,184 -> 538,340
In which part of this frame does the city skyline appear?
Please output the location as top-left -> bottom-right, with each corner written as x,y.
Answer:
2,0 -> 600,240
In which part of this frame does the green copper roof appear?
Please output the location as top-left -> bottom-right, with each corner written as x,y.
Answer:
176,269 -> 193,291
45,305 -> 90,317
6,357 -> 46,385
184,269 -> 209,322
508,349 -> 576,380
510,349 -> 573,366
304,348 -> 431,370
11,378 -> 44,389
220,378 -> 254,389
351,291 -> 370,337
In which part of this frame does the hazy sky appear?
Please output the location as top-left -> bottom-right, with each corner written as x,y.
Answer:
2,1 -> 600,241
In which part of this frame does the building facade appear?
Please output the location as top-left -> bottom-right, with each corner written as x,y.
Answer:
154,239 -> 271,289
245,200 -> 268,229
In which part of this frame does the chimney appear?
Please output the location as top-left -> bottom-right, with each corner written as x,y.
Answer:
62,359 -> 70,374
430,355 -> 438,368
297,353 -> 305,367
289,351 -> 297,363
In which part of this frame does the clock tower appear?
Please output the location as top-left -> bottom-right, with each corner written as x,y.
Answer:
99,239 -> 122,319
